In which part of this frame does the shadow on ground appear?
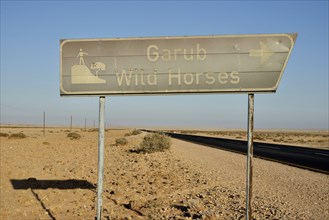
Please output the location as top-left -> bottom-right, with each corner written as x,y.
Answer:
10,178 -> 96,220
10,178 -> 95,190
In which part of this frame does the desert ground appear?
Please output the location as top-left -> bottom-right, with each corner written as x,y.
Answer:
1,126 -> 328,219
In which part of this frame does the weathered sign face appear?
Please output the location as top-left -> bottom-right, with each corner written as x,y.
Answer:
60,34 -> 297,96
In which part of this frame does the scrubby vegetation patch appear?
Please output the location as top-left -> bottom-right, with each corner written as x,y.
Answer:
125,129 -> 142,137
115,137 -> 128,145
67,132 -> 81,140
9,132 -> 27,139
0,132 -> 9,137
137,132 -> 171,154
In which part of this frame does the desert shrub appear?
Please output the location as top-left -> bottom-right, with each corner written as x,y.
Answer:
318,139 -> 327,143
43,141 -> 50,145
9,132 -> 27,139
273,138 -> 284,142
125,129 -> 142,137
286,138 -> 293,143
115,137 -> 128,145
0,132 -> 9,137
67,132 -> 81,140
138,132 -> 171,154
254,134 -> 265,141
131,129 -> 142,135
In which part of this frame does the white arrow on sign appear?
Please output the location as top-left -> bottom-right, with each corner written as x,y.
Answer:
249,41 -> 274,64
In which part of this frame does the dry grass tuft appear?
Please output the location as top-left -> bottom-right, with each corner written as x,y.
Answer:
67,132 -> 81,140
0,132 -> 9,137
115,137 -> 128,145
9,133 -> 27,139
137,132 -> 171,154
125,129 -> 142,137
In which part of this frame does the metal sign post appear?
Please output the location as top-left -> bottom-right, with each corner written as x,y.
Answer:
96,96 -> 105,220
43,111 -> 46,136
246,94 -> 254,220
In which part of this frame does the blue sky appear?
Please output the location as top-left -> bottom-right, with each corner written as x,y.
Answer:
1,1 -> 328,130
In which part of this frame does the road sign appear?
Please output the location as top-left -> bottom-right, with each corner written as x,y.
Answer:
60,34 -> 297,96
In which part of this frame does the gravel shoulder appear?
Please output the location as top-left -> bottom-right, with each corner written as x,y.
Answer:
171,138 -> 329,219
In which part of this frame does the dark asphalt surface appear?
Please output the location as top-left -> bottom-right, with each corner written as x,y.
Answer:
164,132 -> 329,174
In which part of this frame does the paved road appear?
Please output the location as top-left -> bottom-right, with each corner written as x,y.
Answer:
163,132 -> 329,174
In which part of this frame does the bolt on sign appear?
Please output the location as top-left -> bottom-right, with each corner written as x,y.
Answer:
60,34 -> 297,96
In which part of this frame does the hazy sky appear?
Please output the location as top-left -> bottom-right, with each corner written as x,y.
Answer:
1,1 -> 328,130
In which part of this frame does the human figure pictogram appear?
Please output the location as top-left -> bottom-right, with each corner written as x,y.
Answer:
77,48 -> 88,65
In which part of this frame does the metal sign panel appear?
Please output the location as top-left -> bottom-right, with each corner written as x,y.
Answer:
60,34 -> 297,96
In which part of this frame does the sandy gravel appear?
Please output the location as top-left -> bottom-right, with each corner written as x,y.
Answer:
0,127 -> 328,219
171,139 -> 329,219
